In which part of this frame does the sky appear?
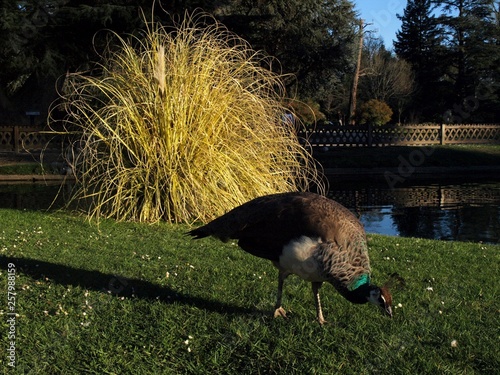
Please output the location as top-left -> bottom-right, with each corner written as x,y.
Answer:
354,0 -> 407,49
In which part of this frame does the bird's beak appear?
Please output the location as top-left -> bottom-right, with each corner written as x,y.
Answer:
385,305 -> 393,318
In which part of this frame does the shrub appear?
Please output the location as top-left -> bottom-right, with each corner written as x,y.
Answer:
51,12 -> 322,223
289,99 -> 326,127
359,99 -> 393,126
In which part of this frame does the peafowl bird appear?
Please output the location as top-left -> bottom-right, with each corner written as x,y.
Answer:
188,192 -> 393,324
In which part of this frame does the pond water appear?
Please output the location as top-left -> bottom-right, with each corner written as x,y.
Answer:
1,178 -> 499,244
327,178 -> 500,244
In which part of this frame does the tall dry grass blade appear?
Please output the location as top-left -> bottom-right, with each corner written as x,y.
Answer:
153,44 -> 166,97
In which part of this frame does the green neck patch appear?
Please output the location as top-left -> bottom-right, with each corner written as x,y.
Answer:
349,274 -> 370,291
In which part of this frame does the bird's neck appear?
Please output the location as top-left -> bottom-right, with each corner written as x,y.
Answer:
331,277 -> 372,304
348,273 -> 370,291
343,286 -> 371,304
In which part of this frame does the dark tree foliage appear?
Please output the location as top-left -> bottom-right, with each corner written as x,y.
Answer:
395,0 -> 442,73
0,0 -> 151,123
208,0 -> 359,116
0,0 -> 358,124
0,0 -> 61,113
394,0 -> 448,121
395,0 -> 500,122
435,0 -> 500,122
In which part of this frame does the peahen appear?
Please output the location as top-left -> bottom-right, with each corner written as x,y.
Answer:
188,192 -> 393,324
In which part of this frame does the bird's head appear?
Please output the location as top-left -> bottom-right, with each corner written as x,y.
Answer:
366,273 -> 406,317
367,286 -> 393,317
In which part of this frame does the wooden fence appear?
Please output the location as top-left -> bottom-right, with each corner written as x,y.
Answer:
300,123 -> 500,147
0,125 -> 65,152
1,123 -> 500,153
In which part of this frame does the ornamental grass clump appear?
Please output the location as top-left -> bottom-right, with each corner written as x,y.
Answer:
53,13 -> 322,223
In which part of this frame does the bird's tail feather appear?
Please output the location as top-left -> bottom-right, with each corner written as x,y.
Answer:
187,227 -> 209,239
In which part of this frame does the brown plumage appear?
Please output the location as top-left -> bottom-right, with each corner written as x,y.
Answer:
188,192 -> 393,324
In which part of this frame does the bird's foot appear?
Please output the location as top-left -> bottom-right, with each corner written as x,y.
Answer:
273,306 -> 288,319
316,311 -> 328,325
317,316 -> 328,326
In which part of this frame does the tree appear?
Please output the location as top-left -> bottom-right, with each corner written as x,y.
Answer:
0,0 -> 150,124
360,39 -> 415,123
435,0 -> 500,122
395,0 -> 443,75
396,0 -> 500,122
217,0 -> 358,117
359,99 -> 393,126
0,0 -> 61,115
394,0 -> 447,121
0,0 -> 359,124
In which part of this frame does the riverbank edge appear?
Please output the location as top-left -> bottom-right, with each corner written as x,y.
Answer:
0,174 -> 75,182
1,165 -> 499,182
323,165 -> 500,180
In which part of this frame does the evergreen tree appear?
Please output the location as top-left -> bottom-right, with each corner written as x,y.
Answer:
395,0 -> 441,73
394,0 -> 446,121
435,0 -> 500,122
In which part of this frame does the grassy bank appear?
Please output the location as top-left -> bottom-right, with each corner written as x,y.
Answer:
0,152 -> 64,176
0,164 -> 48,176
313,144 -> 500,169
1,145 -> 499,176
1,210 -> 498,374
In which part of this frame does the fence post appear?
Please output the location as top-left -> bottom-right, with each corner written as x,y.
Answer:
368,123 -> 373,147
440,123 -> 445,145
14,125 -> 20,153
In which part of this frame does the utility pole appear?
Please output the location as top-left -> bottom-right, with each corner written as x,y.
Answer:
348,19 -> 365,126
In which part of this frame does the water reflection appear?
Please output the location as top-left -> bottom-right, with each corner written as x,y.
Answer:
328,180 -> 500,244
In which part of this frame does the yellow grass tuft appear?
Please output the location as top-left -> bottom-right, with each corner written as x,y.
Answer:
51,12 -> 323,223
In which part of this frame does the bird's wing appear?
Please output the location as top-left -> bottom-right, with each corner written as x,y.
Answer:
198,192 -> 366,262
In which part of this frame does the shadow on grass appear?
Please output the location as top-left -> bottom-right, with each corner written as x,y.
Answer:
1,256 -> 257,316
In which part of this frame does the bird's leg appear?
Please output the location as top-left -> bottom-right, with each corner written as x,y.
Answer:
273,270 -> 288,319
312,282 -> 327,325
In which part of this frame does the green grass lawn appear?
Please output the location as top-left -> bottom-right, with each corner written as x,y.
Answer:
0,209 -> 499,374
314,144 -> 500,169
0,164 -> 47,175
2,145 -> 499,176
